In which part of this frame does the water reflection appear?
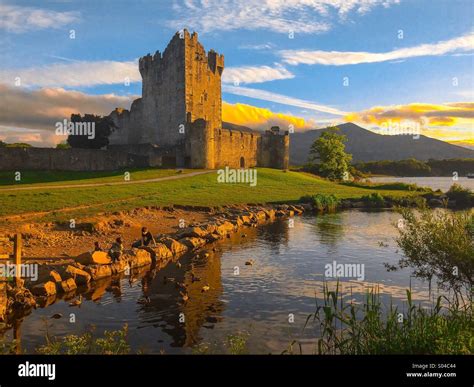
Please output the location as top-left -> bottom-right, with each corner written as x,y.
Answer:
2,210 -> 445,354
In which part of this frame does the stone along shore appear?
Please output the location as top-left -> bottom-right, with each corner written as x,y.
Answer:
1,203 -> 307,322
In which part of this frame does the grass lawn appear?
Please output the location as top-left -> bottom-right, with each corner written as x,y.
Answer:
0,168 -> 420,222
0,168 -> 194,187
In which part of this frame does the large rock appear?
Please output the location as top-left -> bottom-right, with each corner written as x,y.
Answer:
110,260 -> 129,275
84,264 -> 113,281
77,251 -> 111,265
178,226 -> 209,239
59,278 -> 77,293
158,237 -> 188,255
49,270 -> 62,284
65,265 -> 91,286
32,281 -> 57,297
152,244 -> 173,259
179,237 -> 207,249
125,249 -> 152,268
215,221 -> 235,236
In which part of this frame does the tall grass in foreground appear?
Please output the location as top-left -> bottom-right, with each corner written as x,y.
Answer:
288,283 -> 473,355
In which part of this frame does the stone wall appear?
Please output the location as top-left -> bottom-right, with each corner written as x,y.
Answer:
214,128 -> 259,169
258,129 -> 290,170
0,148 -> 149,171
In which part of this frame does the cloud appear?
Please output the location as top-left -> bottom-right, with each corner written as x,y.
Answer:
222,102 -> 315,131
0,126 -> 62,147
0,60 -> 140,88
346,102 -> 474,142
280,32 -> 474,65
0,4 -> 80,33
346,102 -> 474,127
0,83 -> 136,133
222,64 -> 294,84
169,0 -> 399,34
223,84 -> 348,115
1,60 -> 290,88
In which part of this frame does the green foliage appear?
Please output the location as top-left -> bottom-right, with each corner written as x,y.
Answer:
67,113 -> 117,149
446,183 -> 473,207
56,142 -> 71,149
300,193 -> 340,211
361,192 -> 385,207
308,127 -> 352,180
36,324 -> 130,355
4,143 -> 32,148
302,284 -> 473,355
394,208 -> 474,292
226,332 -> 250,355
342,180 -> 429,192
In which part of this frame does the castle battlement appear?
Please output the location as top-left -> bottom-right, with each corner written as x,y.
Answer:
108,30 -> 288,170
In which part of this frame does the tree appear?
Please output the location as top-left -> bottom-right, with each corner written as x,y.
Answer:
309,126 -> 352,180
66,114 -> 117,149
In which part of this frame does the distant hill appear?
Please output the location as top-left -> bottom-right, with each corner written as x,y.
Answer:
289,122 -> 474,165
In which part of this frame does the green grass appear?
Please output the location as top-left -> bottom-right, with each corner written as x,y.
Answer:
0,168 -> 419,223
299,284 -> 473,355
0,168 -> 193,187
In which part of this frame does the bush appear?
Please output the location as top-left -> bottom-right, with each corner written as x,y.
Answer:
393,208 -> 474,292
300,194 -> 339,211
361,192 -> 385,207
446,184 -> 473,207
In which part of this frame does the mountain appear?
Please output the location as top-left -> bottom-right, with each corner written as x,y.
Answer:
289,122 -> 474,165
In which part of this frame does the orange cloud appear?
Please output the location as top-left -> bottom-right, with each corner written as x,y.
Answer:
346,102 -> 474,127
222,102 -> 315,131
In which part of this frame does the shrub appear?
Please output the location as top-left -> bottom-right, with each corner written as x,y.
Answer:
446,184 -> 473,207
393,208 -> 474,293
300,194 -> 339,211
361,192 -> 385,207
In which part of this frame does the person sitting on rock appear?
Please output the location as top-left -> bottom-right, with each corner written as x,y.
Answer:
109,237 -> 124,262
94,241 -> 103,251
132,227 -> 156,248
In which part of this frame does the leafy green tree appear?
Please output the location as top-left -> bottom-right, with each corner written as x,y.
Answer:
67,114 -> 116,149
309,126 -> 352,180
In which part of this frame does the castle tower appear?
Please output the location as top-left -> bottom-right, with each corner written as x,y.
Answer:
136,30 -> 224,149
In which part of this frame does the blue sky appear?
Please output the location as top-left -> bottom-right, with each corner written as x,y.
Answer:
0,0 -> 473,146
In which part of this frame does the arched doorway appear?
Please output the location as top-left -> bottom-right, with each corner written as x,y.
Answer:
240,157 -> 245,168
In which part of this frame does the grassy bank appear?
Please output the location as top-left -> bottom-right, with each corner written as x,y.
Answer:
0,168 -> 195,187
0,168 -> 420,223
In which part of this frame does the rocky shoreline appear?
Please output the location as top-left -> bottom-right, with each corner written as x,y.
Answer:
1,194 -> 471,325
0,203 -> 306,324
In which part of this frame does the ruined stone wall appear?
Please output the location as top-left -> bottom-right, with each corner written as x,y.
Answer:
258,130 -> 290,170
0,148 -> 149,171
213,129 -> 259,169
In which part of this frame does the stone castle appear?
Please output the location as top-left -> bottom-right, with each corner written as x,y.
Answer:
107,30 -> 289,169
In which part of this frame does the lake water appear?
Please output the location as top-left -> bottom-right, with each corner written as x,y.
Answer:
3,210 -> 450,354
368,176 -> 474,192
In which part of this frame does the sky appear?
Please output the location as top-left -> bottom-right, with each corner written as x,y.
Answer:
0,0 -> 473,148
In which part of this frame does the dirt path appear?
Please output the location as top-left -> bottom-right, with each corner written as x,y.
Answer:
0,170 -> 213,191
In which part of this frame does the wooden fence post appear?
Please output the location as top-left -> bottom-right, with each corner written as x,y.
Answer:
13,234 -> 22,287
